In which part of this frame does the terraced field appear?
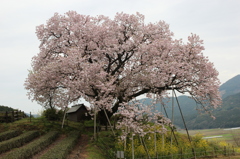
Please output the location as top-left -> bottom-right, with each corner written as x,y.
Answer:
0,130 -> 81,159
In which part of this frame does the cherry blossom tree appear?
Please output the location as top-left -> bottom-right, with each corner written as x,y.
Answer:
25,11 -> 221,135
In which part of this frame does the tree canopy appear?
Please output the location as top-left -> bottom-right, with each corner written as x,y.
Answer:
25,11 -> 221,134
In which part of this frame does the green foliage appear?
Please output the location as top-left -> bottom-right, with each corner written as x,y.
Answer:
117,130 -> 236,159
94,131 -> 117,159
42,108 -> 64,121
86,146 -> 106,159
84,120 -> 95,127
7,121 -> 40,132
87,131 -> 117,159
0,130 -> 22,142
0,105 -> 14,111
1,117 -> 84,135
0,130 -> 39,154
2,131 -> 59,159
0,123 -> 9,133
40,131 -> 80,159
31,117 -> 82,133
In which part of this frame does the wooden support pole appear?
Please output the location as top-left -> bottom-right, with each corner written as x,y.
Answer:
132,133 -> 134,159
94,106 -> 97,141
16,110 -> 18,121
154,131 -> 157,158
5,111 -> 8,122
12,111 -> 14,122
141,136 -> 150,159
61,107 -> 67,129
173,90 -> 196,159
162,103 -> 179,145
103,108 -> 115,136
170,89 -> 174,159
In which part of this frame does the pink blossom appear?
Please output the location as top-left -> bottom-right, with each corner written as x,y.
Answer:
25,12 -> 221,135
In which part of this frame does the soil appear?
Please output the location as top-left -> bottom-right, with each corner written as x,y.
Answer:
67,134 -> 90,159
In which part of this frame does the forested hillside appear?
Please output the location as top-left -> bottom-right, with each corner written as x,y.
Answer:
174,92 -> 240,129
139,74 -> 240,129
220,74 -> 240,99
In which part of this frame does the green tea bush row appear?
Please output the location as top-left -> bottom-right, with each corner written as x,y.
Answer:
0,130 -> 39,154
0,130 -> 22,142
2,131 -> 59,159
40,131 -> 80,159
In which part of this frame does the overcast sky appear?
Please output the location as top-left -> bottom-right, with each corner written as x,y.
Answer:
0,0 -> 239,113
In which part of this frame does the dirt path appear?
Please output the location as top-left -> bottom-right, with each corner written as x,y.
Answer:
67,134 -> 90,159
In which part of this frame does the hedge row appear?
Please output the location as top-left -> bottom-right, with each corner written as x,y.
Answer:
0,130 -> 22,142
40,131 -> 80,159
2,131 -> 59,159
0,130 -> 39,154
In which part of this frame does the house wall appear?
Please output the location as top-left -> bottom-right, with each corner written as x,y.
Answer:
67,106 -> 91,122
67,112 -> 78,122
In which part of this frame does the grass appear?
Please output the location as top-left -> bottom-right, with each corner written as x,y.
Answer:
40,131 -> 80,159
179,128 -> 240,145
0,117 -> 84,134
2,118 -> 240,158
82,131 -> 106,159
86,144 -> 106,159
0,130 -> 22,142
0,130 -> 40,154
82,130 -> 117,159
2,131 -> 59,159
0,117 -> 116,158
0,118 -> 93,158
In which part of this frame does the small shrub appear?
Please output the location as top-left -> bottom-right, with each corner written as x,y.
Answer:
0,130 -> 22,142
42,108 -> 64,121
43,108 -> 58,121
2,131 -> 59,159
40,131 -> 80,159
0,130 -> 39,154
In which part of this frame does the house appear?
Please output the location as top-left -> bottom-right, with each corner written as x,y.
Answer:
66,104 -> 91,122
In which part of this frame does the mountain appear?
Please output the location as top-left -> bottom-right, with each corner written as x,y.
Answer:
139,92 -> 240,129
220,74 -> 240,99
25,113 -> 40,118
174,92 -> 240,129
138,74 -> 240,129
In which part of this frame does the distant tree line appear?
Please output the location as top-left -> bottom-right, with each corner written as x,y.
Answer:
0,105 -> 14,112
